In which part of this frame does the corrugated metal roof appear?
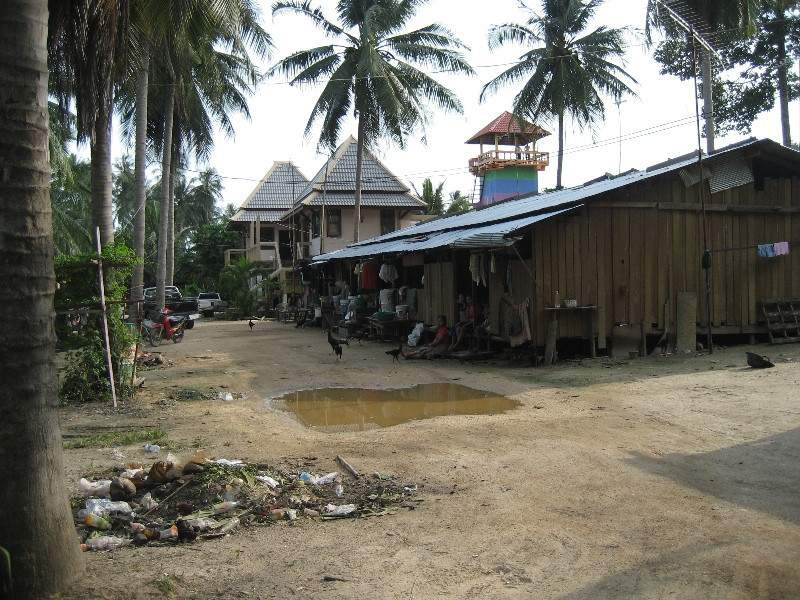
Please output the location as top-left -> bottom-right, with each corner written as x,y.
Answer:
313,208 -> 576,260
350,137 -> 768,248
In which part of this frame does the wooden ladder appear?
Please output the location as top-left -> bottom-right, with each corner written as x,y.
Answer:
761,297 -> 800,344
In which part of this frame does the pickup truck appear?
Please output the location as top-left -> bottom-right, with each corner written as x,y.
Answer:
197,292 -> 228,317
143,286 -> 200,328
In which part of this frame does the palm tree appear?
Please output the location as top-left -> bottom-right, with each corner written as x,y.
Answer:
1,2 -> 85,595
48,0 -> 130,248
646,0 -> 759,152
481,0 -> 637,189
446,190 -> 473,215
269,0 -> 475,242
413,178 -> 446,216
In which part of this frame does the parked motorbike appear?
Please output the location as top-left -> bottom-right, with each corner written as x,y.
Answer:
142,309 -> 188,346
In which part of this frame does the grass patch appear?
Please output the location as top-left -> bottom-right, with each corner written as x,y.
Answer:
171,388 -> 215,402
65,427 -> 167,449
150,573 -> 183,594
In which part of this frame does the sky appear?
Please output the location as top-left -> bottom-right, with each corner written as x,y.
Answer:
190,0 -> 799,210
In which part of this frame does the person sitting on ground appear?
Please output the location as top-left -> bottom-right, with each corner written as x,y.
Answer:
402,315 -> 451,360
449,296 -> 479,351
456,293 -> 467,324
474,303 -> 491,349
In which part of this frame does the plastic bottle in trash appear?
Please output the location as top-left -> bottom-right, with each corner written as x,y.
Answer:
554,290 -> 560,308
84,514 -> 112,530
82,536 -> 131,551
144,444 -> 160,453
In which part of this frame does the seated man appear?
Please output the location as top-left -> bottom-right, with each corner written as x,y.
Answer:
402,315 -> 451,360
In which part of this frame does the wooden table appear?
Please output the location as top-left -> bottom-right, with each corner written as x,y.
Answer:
366,318 -> 413,342
544,305 -> 598,364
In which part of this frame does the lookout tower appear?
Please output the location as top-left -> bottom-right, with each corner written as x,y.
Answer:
467,112 -> 550,206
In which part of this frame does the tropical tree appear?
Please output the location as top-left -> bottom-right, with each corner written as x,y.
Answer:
481,0 -> 637,189
48,0 -> 130,248
646,0 -> 759,152
413,178 -> 446,215
1,2 -> 85,596
269,0 -> 475,242
652,0 -> 799,146
52,156 -> 94,256
446,190 -> 473,215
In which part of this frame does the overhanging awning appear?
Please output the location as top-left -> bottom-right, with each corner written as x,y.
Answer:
313,207 -> 577,262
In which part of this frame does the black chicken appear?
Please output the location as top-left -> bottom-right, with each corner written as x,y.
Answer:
327,328 -> 349,350
746,352 -> 774,368
386,342 -> 403,363
248,319 -> 254,331
349,329 -> 367,344
334,343 -> 343,360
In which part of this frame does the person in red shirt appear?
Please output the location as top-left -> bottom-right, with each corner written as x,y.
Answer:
403,315 -> 451,360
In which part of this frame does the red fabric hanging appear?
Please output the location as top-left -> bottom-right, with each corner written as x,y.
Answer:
361,262 -> 379,290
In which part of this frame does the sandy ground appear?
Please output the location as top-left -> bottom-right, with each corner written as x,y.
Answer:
54,318 -> 800,599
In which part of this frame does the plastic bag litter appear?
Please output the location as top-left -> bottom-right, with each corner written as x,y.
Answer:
79,478 -> 111,497
214,458 -> 244,466
78,498 -> 134,518
407,322 -> 424,347
325,503 -> 356,516
256,474 -> 280,488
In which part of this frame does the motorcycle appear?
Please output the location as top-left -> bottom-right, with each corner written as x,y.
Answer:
142,310 -> 188,346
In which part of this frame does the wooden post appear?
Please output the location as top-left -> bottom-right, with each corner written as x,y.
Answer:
96,228 -> 117,408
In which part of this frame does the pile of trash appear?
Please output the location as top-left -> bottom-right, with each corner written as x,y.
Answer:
75,450 -> 417,551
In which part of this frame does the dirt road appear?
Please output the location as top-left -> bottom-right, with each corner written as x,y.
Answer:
57,319 -> 800,599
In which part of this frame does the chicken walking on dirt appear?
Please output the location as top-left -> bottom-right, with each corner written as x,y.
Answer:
386,342 -> 403,363
248,319 -> 254,331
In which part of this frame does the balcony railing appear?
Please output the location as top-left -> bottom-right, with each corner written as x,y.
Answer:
469,149 -> 549,175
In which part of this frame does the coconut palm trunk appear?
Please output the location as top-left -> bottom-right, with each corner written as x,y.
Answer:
0,2 -> 85,596
132,46 -> 150,308
156,84 -> 175,309
91,98 -> 116,246
353,116 -> 366,242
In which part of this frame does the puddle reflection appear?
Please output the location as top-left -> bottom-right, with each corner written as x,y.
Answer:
271,383 -> 519,432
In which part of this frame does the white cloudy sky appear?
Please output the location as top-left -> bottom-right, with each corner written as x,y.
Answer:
193,0 -> 798,208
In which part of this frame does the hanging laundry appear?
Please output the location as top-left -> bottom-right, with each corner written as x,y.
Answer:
506,298 -> 531,347
490,253 -> 496,274
379,262 -> 399,283
482,250 -> 490,286
469,253 -> 481,284
774,242 -> 790,256
757,244 -> 776,258
361,262 -> 379,290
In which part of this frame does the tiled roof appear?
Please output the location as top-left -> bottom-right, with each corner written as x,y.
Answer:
466,111 -> 550,145
229,209 -> 287,223
303,192 -> 427,208
235,162 -> 308,211
293,137 -> 415,209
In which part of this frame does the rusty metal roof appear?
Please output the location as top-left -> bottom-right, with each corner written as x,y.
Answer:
466,111 -> 551,145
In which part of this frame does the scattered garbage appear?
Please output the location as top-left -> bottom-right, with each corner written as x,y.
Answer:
73,453 -> 416,551
143,444 -> 161,453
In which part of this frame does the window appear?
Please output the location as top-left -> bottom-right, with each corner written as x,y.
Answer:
311,212 -> 320,238
380,210 -> 396,235
327,208 -> 341,238
260,226 -> 275,243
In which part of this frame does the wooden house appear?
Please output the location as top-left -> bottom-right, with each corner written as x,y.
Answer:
313,138 -> 800,358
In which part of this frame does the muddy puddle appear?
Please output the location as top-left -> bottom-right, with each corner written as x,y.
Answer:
270,383 -> 520,432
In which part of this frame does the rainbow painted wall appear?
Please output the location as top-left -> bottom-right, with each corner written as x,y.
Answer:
478,167 -> 539,206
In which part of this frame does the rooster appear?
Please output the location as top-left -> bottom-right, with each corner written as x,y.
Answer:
746,352 -> 774,368
334,343 -> 343,361
248,319 -> 254,331
327,328 -> 349,351
386,342 -> 403,363
295,315 -> 307,328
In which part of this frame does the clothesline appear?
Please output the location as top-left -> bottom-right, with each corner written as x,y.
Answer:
707,241 -> 799,253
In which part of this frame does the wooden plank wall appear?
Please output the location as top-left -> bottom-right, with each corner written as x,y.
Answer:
421,261 -> 455,326
527,174 -> 800,346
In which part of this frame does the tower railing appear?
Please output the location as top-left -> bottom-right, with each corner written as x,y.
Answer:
469,149 -> 549,175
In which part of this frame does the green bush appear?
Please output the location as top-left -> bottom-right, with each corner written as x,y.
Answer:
55,244 -> 138,403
